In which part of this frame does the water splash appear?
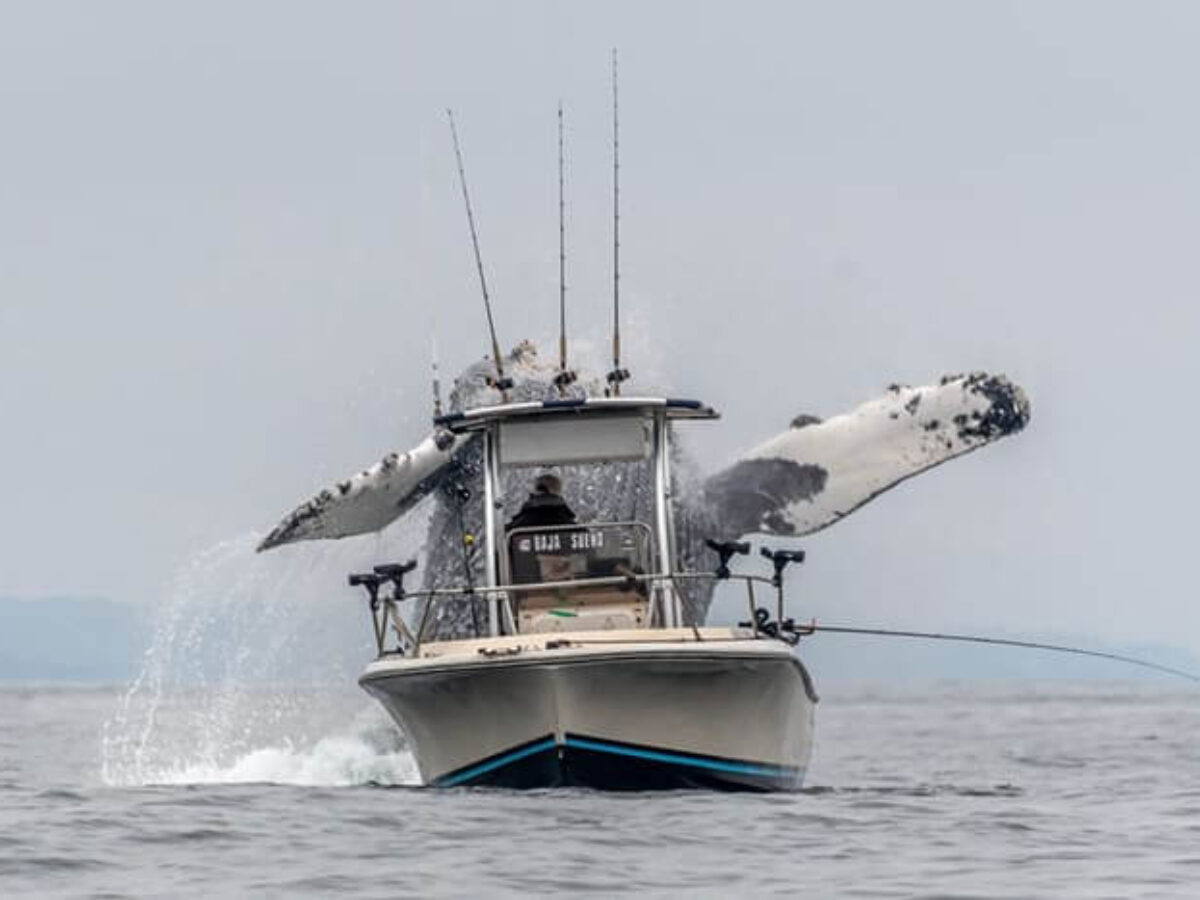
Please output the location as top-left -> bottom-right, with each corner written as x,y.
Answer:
101,334 -> 676,785
103,512 -> 429,787
140,704 -> 419,787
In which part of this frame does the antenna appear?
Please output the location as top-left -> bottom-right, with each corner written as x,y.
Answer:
553,101 -> 576,394
606,49 -> 630,396
447,109 -> 512,399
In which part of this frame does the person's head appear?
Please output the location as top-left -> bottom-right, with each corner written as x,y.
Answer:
534,473 -> 562,496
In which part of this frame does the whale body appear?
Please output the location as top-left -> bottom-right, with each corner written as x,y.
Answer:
259,342 -> 1030,635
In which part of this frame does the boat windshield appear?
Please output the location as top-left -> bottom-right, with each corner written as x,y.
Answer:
506,522 -> 653,632
508,522 -> 653,586
491,411 -> 670,632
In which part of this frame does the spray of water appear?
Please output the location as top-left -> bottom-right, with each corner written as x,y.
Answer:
101,336 -> 677,785
102,510 -> 430,787
143,704 -> 420,787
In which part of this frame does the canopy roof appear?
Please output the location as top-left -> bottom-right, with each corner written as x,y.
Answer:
434,396 -> 719,434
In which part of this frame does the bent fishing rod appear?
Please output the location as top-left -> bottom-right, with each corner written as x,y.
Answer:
800,623 -> 1200,684
710,543 -> 1200,684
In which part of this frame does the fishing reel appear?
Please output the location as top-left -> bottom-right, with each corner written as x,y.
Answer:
750,608 -> 807,646
606,367 -> 630,385
604,367 -> 630,396
553,368 -> 578,391
705,539 -> 750,579
486,374 -> 514,393
739,608 -> 810,646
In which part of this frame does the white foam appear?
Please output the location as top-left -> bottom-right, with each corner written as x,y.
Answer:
102,518 -> 429,788
149,713 -> 420,787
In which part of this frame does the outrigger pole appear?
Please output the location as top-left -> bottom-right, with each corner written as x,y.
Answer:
447,109 -> 512,400
606,49 -> 630,396
553,101 -> 576,394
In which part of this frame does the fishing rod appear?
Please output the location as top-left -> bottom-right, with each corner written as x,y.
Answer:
553,101 -> 576,394
708,544 -> 1198,684
803,623 -> 1200,684
606,49 -> 630,396
446,109 -> 512,400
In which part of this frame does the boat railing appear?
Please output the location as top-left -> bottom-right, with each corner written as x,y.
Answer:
349,567 -> 812,658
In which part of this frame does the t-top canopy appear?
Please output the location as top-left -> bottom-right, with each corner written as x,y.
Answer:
433,396 -> 719,434
500,414 -> 651,466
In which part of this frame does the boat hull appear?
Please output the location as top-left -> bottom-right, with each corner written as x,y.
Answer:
359,636 -> 817,792
430,733 -> 801,791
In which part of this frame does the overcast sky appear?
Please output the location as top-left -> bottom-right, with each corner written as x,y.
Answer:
4,1 -> 1200,654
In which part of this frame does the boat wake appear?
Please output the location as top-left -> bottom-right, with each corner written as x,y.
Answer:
102,513 -> 429,788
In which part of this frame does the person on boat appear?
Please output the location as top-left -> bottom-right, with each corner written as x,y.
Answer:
507,473 -> 577,531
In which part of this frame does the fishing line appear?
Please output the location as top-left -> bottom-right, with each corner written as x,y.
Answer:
805,623 -> 1200,684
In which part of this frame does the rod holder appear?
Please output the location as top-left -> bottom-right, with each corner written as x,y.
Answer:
373,560 -> 418,598
348,572 -> 384,610
760,546 -> 805,588
706,539 -> 750,579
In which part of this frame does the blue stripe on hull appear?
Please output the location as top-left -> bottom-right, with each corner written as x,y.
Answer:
431,733 -> 802,792
563,736 -> 798,781
434,737 -> 558,787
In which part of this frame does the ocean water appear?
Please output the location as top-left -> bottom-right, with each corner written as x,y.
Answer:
2,680 -> 1198,898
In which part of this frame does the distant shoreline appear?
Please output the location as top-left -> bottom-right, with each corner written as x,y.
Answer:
3,596 -> 1195,685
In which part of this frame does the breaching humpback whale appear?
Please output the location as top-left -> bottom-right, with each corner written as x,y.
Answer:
258,341 -> 1029,638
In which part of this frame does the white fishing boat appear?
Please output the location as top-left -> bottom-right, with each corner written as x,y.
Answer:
258,362 -> 1030,790
350,397 -> 817,790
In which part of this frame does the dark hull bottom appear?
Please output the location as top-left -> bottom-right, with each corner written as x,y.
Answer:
432,734 -> 803,793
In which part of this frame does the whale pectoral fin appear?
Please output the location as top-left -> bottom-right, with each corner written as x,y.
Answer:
257,429 -> 472,551
704,372 -> 1030,539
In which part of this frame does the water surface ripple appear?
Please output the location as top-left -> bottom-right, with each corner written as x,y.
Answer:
1,682 -> 1197,897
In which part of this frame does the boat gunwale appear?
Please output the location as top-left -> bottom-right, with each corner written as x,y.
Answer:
358,638 -> 820,703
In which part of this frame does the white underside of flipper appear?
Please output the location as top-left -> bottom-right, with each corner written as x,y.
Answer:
257,430 -> 468,551
256,343 -> 576,554
704,372 -> 1030,538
